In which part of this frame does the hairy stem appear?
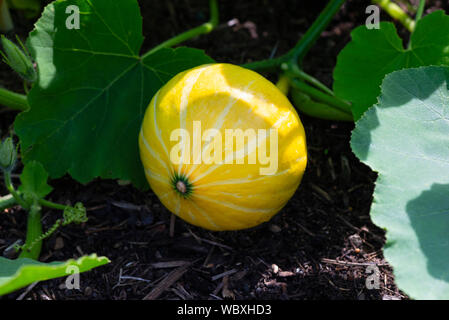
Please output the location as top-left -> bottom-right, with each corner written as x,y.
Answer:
0,87 -> 29,111
19,202 -> 42,260
0,193 -> 16,211
142,0 -> 219,58
372,0 -> 415,32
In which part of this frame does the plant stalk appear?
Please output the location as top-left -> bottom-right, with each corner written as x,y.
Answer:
372,0 -> 415,32
142,0 -> 219,58
415,0 -> 425,23
242,0 -> 346,71
4,170 -> 28,209
0,87 -> 29,111
289,0 -> 346,64
275,73 -> 290,96
38,198 -> 67,211
241,56 -> 286,73
0,193 -> 16,211
290,79 -> 352,115
19,202 -> 42,260
283,63 -> 334,96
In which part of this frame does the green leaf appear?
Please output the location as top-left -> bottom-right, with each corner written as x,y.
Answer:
333,10 -> 449,120
351,66 -> 449,299
15,0 -> 214,188
18,160 -> 52,202
0,254 -> 110,296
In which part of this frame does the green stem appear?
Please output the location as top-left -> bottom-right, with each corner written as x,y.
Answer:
242,0 -> 346,71
19,202 -> 42,260
289,0 -> 346,63
0,193 -> 16,211
283,63 -> 334,96
415,0 -> 425,23
0,87 -> 29,111
142,0 -> 219,59
241,56 -> 286,73
290,79 -> 352,115
38,198 -> 67,211
372,0 -> 415,32
275,73 -> 290,96
4,171 -> 28,209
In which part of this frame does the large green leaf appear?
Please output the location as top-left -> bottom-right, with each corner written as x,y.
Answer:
334,10 -> 449,120
351,66 -> 449,299
15,0 -> 214,188
0,254 -> 110,296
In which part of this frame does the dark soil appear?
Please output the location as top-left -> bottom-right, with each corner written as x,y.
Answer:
2,0 -> 445,300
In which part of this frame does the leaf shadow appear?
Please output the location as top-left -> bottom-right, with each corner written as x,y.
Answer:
406,183 -> 449,283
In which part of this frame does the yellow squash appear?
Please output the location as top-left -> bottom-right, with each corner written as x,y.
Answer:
139,63 -> 307,231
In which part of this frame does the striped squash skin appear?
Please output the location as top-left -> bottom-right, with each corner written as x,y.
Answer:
139,63 -> 307,231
